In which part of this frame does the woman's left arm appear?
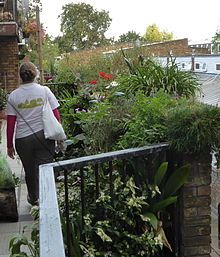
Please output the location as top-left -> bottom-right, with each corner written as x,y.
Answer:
52,108 -> 61,122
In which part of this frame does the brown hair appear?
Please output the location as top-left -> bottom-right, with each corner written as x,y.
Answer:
19,62 -> 37,83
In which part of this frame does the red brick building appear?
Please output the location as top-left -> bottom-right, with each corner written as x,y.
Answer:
0,0 -> 21,92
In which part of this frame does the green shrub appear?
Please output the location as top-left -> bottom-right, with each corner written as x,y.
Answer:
9,206 -> 39,257
77,94 -> 133,154
115,58 -> 200,98
167,102 -> 220,154
57,161 -> 189,256
55,44 -> 152,85
116,91 -> 177,149
0,154 -> 15,188
0,88 -> 7,111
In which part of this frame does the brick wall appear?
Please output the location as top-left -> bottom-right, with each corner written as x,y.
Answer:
179,153 -> 212,257
141,38 -> 209,57
143,38 -> 190,56
71,38 -> 210,63
0,37 -> 19,92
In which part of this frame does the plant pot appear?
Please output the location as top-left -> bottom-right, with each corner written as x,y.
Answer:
0,187 -> 18,221
0,154 -> 18,221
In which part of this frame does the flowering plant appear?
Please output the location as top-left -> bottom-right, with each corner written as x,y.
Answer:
23,20 -> 37,36
98,71 -> 113,80
23,20 -> 45,41
87,71 -> 115,99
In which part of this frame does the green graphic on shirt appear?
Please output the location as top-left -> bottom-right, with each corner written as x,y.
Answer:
18,98 -> 44,109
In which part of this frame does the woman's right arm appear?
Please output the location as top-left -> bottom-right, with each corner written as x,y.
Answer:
7,115 -> 16,159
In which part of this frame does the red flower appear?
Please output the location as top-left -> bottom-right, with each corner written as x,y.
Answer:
89,79 -> 98,85
104,74 -> 113,80
99,71 -> 113,80
99,71 -> 107,78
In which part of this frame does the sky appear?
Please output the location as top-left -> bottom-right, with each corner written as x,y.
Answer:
40,0 -> 220,43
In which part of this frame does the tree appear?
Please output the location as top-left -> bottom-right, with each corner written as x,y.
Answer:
144,23 -> 173,43
59,3 -> 112,51
117,30 -> 142,43
42,36 -> 60,74
212,30 -> 220,53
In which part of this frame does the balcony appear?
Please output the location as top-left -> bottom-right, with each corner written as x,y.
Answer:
0,0 -> 22,40
0,0 -> 18,21
0,21 -> 19,37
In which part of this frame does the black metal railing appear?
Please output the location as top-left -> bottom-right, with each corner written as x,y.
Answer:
39,143 -> 171,257
43,82 -> 76,99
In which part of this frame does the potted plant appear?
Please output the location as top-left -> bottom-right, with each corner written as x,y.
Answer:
0,153 -> 18,221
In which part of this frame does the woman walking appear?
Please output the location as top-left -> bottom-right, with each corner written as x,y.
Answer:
6,62 -> 61,205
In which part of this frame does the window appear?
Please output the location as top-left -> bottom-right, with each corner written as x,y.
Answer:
202,63 -> 206,70
182,63 -> 185,68
216,64 -> 220,70
195,63 -> 200,69
0,0 -> 5,7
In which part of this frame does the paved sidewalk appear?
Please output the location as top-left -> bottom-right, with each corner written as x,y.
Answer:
0,120 -> 33,257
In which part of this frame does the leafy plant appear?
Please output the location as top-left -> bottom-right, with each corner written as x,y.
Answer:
58,171 -> 162,256
146,162 -> 189,213
57,160 -> 189,256
115,54 -> 200,98
116,91 -> 176,149
9,206 -> 39,257
0,88 -> 7,111
77,94 -> 133,154
0,154 -> 15,188
167,102 -> 220,155
56,64 -> 77,84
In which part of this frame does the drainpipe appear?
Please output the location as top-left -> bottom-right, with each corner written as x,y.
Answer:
218,203 -> 220,248
191,55 -> 195,72
36,6 -> 44,84
3,72 -> 7,91
13,0 -> 17,22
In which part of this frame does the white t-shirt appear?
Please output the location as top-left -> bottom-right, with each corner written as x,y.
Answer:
7,83 -> 60,139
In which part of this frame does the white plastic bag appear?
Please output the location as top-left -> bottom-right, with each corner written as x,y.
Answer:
42,95 -> 66,141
